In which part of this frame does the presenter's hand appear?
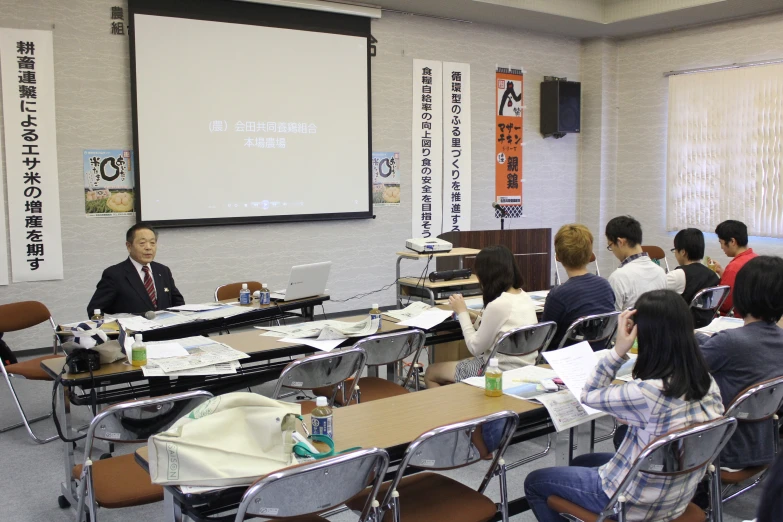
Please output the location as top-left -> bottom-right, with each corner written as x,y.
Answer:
449,294 -> 467,315
614,309 -> 637,358
712,260 -> 724,277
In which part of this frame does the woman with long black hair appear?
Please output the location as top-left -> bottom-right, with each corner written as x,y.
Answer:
524,290 -> 724,521
423,245 -> 537,388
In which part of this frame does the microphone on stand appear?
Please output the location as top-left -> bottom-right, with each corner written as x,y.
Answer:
492,202 -> 507,230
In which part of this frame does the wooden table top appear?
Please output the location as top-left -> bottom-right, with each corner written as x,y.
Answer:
396,247 -> 479,259
398,275 -> 479,289
43,315 -> 408,382
135,382 -> 543,467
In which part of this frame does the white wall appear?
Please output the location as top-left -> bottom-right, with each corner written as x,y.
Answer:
0,1 -> 582,350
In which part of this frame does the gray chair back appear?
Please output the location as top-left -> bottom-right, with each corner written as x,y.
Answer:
554,253 -> 600,285
383,410 -> 519,507
88,390 -> 214,446
725,375 -> 783,423
482,322 -> 557,374
690,285 -> 730,314
234,448 -> 390,522
555,311 -> 621,350
353,329 -> 426,388
272,346 -> 366,405
592,417 -> 737,522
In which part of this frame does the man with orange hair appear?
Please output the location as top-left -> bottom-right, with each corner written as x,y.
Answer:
543,224 -> 615,349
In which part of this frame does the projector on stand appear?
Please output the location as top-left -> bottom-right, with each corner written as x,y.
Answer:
406,238 -> 453,254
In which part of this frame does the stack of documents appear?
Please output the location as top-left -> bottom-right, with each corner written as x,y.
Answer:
383,302 -> 431,321
256,317 -> 381,352
124,336 -> 249,377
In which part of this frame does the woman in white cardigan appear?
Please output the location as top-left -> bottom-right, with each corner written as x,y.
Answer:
423,245 -> 538,388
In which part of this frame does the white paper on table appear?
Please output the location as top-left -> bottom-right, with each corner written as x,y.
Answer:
398,308 -> 453,329
189,305 -> 253,320
258,318 -> 379,339
536,389 -> 605,432
462,365 -> 558,400
152,342 -> 249,373
696,316 -> 744,336
142,360 -> 241,377
117,316 -> 160,332
145,342 -> 189,359
179,484 -> 235,494
278,337 -> 345,352
542,342 -> 602,415
464,297 -> 484,311
383,302 -> 431,321
167,303 -> 224,312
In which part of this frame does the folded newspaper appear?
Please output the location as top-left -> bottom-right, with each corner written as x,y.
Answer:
257,316 -> 380,340
121,335 -> 249,376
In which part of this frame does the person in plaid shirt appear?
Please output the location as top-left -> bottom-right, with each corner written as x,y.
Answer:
525,290 -> 724,521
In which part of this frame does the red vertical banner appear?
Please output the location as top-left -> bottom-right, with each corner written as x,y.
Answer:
495,68 -> 524,216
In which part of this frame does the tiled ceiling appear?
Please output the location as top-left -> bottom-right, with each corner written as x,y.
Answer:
359,0 -> 783,38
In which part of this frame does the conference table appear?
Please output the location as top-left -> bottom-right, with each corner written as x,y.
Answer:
133,383 -> 555,522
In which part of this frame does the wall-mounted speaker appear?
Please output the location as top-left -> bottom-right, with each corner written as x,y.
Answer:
540,80 -> 581,138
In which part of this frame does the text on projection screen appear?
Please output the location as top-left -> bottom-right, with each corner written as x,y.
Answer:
133,14 -> 370,221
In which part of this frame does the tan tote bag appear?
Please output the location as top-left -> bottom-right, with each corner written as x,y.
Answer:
148,392 -> 301,486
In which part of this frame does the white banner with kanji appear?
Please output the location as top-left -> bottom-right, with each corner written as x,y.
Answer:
411,59 -> 442,238
0,113 -> 8,285
0,29 -> 63,281
442,62 -> 471,233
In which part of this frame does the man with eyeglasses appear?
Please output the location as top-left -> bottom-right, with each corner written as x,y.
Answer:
605,216 -> 666,310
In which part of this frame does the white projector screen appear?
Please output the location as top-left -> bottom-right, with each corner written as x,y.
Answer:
130,3 -> 372,226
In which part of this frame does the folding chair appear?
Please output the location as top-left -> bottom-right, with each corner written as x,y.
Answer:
318,330 -> 426,405
642,245 -> 670,272
346,410 -> 520,522
234,447 -> 390,522
214,281 -> 263,301
689,285 -> 730,328
73,390 -> 214,522
548,416 -> 738,522
720,375 -> 783,503
482,321 -> 557,375
272,347 -> 366,414
0,300 -> 62,444
555,252 -> 600,285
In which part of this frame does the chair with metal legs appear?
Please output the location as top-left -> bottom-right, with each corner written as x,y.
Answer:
316,329 -> 426,405
482,321 -> 557,375
548,416 -> 738,522
73,390 -> 214,522
0,300 -> 63,444
719,375 -> 783,503
346,410 -> 520,522
642,245 -> 670,272
271,347 -> 366,414
234,448 -> 390,522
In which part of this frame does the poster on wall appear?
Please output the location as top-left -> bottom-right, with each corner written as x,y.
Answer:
411,59 -> 443,238
495,67 -> 524,218
372,152 -> 400,207
0,29 -> 64,282
83,149 -> 135,217
442,62 -> 471,233
0,125 -> 9,285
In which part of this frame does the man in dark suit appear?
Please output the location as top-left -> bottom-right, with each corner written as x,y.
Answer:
87,223 -> 185,316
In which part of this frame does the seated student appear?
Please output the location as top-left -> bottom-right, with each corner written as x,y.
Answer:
711,219 -> 757,315
667,228 -> 720,327
423,245 -> 537,388
543,224 -> 615,349
756,453 -> 783,522
699,256 -> 783,470
87,223 -> 185,316
605,216 -> 666,310
525,290 -> 724,521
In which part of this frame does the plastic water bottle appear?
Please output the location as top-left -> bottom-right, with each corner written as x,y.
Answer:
260,283 -> 270,305
91,309 -> 103,321
370,303 -> 382,330
239,283 -> 251,305
311,396 -> 333,439
131,334 -> 147,368
485,358 -> 502,397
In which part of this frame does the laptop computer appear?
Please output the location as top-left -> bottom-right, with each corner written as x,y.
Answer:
271,261 -> 332,301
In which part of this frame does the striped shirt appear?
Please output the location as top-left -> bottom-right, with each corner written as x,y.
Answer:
543,273 -> 615,349
581,349 -> 725,521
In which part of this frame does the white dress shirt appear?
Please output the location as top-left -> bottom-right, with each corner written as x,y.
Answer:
608,256 -> 667,310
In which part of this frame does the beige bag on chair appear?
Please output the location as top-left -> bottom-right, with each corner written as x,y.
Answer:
148,392 -> 301,487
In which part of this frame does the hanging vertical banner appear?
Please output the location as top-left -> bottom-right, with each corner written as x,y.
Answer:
0,29 -> 64,281
0,120 -> 9,285
495,67 -> 524,218
442,62 -> 471,233
83,149 -> 135,217
411,59 -> 442,238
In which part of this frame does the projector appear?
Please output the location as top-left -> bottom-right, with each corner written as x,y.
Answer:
406,238 -> 453,254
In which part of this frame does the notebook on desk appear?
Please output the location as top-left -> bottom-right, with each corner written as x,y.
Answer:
271,261 -> 331,301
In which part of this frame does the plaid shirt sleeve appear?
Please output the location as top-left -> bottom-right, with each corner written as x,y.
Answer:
580,348 -> 651,429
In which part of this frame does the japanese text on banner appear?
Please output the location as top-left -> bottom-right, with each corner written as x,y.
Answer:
495,68 -> 524,216
442,62 -> 471,233
411,59 -> 442,238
